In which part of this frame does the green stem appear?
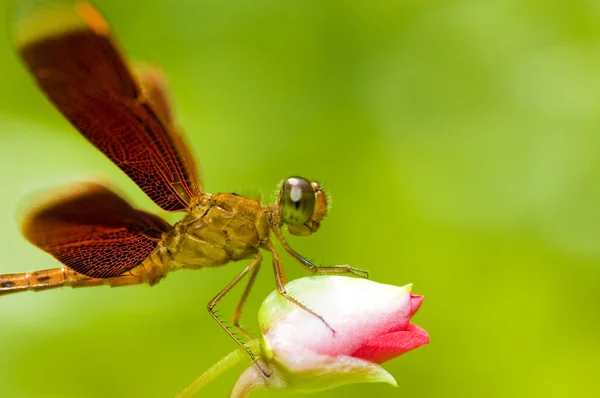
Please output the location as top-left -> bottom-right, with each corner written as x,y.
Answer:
175,340 -> 262,398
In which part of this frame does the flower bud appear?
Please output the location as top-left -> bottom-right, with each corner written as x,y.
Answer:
232,275 -> 429,396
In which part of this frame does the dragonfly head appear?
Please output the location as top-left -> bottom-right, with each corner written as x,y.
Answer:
277,177 -> 328,236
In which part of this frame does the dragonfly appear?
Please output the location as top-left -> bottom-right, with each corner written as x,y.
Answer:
0,0 -> 367,363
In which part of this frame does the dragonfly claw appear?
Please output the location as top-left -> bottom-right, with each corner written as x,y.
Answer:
350,267 -> 369,279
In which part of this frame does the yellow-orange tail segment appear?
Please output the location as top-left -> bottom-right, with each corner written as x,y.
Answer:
0,263 -> 166,295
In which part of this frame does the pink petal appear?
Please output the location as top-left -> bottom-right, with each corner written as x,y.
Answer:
405,323 -> 428,335
410,294 -> 424,316
352,323 -> 430,364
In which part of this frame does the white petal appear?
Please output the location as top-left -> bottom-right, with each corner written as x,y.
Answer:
259,276 -> 413,359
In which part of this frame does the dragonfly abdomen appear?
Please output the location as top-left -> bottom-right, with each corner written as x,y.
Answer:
0,255 -> 168,296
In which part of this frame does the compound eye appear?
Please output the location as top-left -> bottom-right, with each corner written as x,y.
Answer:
280,177 -> 315,226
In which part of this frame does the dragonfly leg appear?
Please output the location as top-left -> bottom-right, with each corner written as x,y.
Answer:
231,253 -> 262,341
273,225 -> 369,278
267,240 -> 336,336
207,254 -> 268,374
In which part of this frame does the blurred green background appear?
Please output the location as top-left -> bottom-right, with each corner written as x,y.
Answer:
1,0 -> 599,397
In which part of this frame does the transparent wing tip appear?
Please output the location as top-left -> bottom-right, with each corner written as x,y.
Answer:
13,0 -> 108,48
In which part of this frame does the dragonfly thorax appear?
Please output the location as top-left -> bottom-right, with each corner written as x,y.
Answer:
163,193 -> 270,269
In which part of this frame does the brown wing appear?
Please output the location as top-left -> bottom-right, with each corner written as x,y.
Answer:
14,0 -> 202,212
136,65 -> 203,187
22,182 -> 172,278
